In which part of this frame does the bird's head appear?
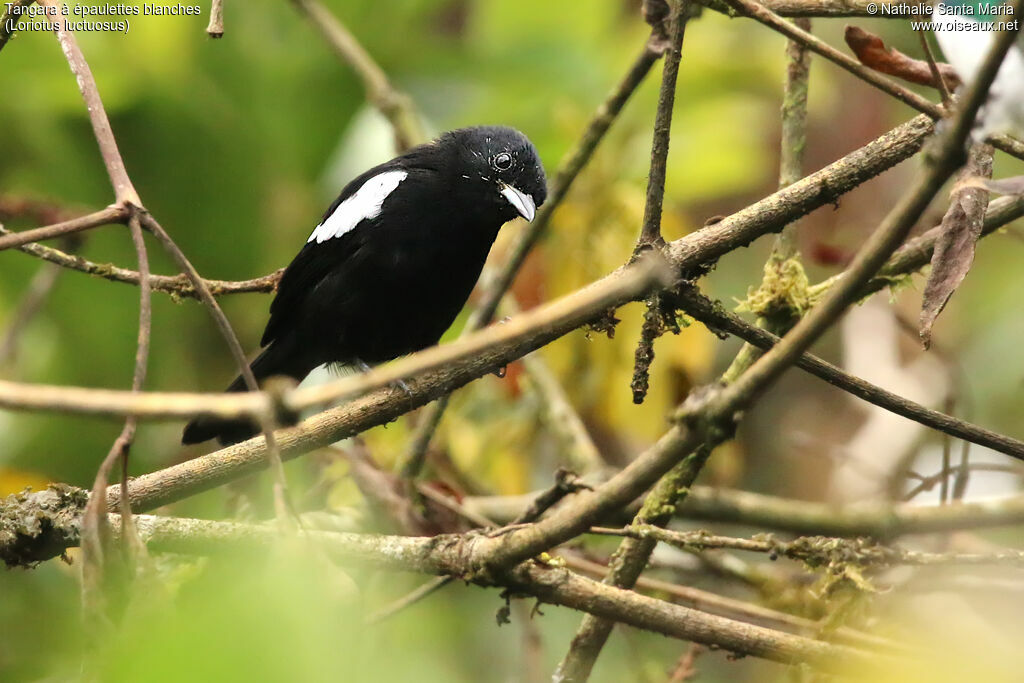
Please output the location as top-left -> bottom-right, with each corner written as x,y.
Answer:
442,126 -> 548,223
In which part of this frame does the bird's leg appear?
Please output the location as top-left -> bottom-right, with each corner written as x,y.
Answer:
355,358 -> 413,397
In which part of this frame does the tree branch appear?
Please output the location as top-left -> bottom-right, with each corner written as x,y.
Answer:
0,205 -> 128,252
0,227 -> 282,298
590,525 -> 1024,566
91,513 -> 889,672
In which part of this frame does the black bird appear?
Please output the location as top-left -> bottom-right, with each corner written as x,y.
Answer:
183,126 -> 547,445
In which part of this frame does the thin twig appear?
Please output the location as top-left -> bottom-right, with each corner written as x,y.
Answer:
512,469 -> 592,525
365,576 -> 452,623
626,1 -> 689,409
591,525 -> 1024,566
0,228 -> 282,298
503,297 -> 605,474
287,0 -> 424,152
636,2 -> 688,250
0,205 -> 128,252
462,486 -> 1024,539
0,0 -> 35,53
39,1 -> 141,206
207,0 -> 224,38
904,462 -> 1023,501
916,29 -> 952,108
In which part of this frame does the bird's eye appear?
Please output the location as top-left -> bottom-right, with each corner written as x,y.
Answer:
493,152 -> 513,171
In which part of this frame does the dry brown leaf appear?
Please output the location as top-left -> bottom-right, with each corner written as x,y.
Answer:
919,144 -> 994,348
845,26 -> 961,91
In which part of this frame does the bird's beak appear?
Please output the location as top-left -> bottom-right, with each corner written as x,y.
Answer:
500,184 -> 537,222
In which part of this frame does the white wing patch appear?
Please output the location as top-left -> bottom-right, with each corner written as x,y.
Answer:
307,170 -> 408,244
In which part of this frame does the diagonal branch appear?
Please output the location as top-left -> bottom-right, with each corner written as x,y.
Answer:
39,0 -> 140,206
0,205 -> 129,252
287,0 -> 425,151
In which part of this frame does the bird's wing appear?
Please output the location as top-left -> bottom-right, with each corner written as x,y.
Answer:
262,161 -> 405,347
261,147 -> 442,348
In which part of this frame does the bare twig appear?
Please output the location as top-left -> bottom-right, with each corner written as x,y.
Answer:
521,352 -> 606,475
0,0 -> 36,53
698,0 -> 876,16
563,554 -> 900,653
814,193 -> 1024,299
591,525 -> 1024,566
0,205 -> 128,252
904,462 -> 1023,501
636,1 -> 688,250
366,575 -> 451,623
39,1 -> 140,206
287,0 -> 424,151
674,488 -> 1024,538
463,486 -> 1024,538
512,469 -> 592,525
138,215 -> 295,524
0,228 -> 282,298
916,29 -> 954,106
628,0 -> 690,408
207,0 -> 224,38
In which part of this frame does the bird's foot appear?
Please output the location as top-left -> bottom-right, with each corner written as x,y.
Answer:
391,377 -> 414,398
354,358 -> 414,398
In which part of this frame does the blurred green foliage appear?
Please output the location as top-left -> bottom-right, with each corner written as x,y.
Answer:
2,1 -> 1023,681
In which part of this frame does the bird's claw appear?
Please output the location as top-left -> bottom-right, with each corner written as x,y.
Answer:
391,377 -> 413,398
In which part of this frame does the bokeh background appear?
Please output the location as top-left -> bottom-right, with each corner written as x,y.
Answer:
2,1 -> 1023,681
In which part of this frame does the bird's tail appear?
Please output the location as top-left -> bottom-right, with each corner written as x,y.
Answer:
182,340 -> 310,446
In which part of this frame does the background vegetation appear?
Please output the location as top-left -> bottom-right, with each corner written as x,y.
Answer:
1,1 -> 1023,681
